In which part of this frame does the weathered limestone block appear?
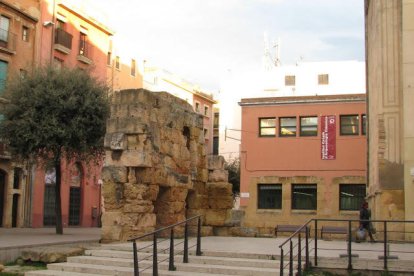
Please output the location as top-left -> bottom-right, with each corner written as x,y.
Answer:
198,169 -> 209,182
156,200 -> 186,214
213,227 -> 230,236
102,182 -> 124,209
104,132 -> 126,150
123,183 -> 148,200
205,209 -> 228,226
123,201 -> 154,213
158,187 -> 188,202
105,150 -> 152,167
206,182 -> 233,197
187,194 -> 209,209
106,118 -> 148,134
21,246 -> 85,263
230,227 -> 258,237
208,155 -> 225,170
102,211 -> 123,227
192,181 -> 206,194
208,196 -> 233,209
101,225 -> 122,241
101,166 -> 128,183
208,169 -> 229,182
157,212 -> 186,226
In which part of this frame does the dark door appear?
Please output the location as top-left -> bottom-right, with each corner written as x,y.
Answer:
43,184 -> 56,226
0,171 -> 5,227
12,194 -> 18,227
69,187 -> 80,225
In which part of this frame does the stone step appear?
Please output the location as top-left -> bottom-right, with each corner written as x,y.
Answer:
25,270 -> 102,276
70,254 -> 280,269
46,259 -> 282,276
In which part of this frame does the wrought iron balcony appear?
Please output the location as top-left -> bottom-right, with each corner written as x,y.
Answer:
54,28 -> 73,53
0,28 -> 17,53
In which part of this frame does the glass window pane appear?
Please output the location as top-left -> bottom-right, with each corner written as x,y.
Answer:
292,184 -> 317,210
280,117 -> 296,136
300,116 -> 318,136
340,184 -> 366,210
259,118 -> 276,137
340,115 -> 359,135
258,184 -> 282,209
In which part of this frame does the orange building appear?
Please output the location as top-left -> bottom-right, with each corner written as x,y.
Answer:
29,0 -> 113,228
0,0 -> 40,228
238,94 -> 367,235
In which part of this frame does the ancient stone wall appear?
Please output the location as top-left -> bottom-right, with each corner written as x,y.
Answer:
101,89 -> 233,242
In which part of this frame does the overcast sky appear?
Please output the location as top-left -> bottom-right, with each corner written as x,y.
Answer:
81,0 -> 365,91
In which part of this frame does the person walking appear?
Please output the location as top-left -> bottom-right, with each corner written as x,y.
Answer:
359,201 -> 375,242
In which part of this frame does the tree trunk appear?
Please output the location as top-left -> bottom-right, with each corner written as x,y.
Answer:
54,158 -> 63,234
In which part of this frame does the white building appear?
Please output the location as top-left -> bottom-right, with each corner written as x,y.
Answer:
218,60 -> 366,161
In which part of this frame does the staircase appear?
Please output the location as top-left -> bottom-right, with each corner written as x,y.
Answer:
26,242 -> 286,275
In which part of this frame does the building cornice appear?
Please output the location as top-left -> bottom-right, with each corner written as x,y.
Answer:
239,94 -> 366,106
58,3 -> 114,35
0,1 -> 39,22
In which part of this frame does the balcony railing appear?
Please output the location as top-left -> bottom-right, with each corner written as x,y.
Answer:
0,28 -> 17,53
54,28 -> 73,51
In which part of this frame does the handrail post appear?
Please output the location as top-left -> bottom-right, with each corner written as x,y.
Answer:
305,226 -> 310,270
384,221 -> 388,270
196,216 -> 202,256
133,241 -> 139,276
298,233 -> 302,275
280,247 -> 284,276
289,240 -> 293,276
153,232 -> 158,276
169,228 -> 176,271
314,219 -> 318,266
347,220 -> 352,271
184,222 -> 189,263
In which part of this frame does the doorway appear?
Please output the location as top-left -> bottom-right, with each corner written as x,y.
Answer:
69,163 -> 82,226
0,170 -> 5,227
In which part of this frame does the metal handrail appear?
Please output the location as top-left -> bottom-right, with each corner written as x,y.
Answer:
129,215 -> 203,276
279,218 -> 414,276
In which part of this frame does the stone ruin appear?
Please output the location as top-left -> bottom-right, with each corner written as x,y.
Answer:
101,89 -> 234,242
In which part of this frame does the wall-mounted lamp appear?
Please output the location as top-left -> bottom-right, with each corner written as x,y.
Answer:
43,21 -> 55,27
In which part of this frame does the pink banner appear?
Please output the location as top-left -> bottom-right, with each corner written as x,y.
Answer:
321,115 -> 336,160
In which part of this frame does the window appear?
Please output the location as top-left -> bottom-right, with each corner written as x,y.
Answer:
339,184 -> 366,210
107,52 -> 111,66
213,112 -> 219,128
340,115 -> 359,135
279,117 -> 297,137
318,74 -> 329,85
300,116 -> 318,136
56,19 -> 65,30
204,105 -> 209,116
115,56 -> 120,70
131,59 -> 136,76
0,60 -> 8,94
362,114 -> 367,135
0,16 -> 10,43
259,117 -> 276,137
22,26 -> 29,42
195,102 -> 200,113
285,75 -> 295,86
292,184 -> 317,210
203,128 -> 208,139
258,184 -> 282,209
79,32 -> 87,55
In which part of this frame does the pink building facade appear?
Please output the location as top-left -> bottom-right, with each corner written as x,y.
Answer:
239,94 -> 367,235
30,1 -> 112,228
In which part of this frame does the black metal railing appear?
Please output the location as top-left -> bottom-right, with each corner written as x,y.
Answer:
279,218 -> 414,275
0,28 -> 16,52
55,28 -> 73,50
128,215 -> 203,276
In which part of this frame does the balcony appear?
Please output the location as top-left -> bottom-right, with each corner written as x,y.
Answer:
0,28 -> 17,54
54,28 -> 73,54
77,40 -> 93,64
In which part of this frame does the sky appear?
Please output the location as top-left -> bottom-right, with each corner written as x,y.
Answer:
78,0 -> 365,92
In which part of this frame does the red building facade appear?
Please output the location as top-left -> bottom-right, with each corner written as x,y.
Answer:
239,94 -> 367,235
30,1 -> 112,228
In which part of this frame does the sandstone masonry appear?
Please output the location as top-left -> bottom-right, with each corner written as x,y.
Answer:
102,89 -> 233,242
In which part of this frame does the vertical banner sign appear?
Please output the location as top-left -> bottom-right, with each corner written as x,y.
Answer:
321,115 -> 336,160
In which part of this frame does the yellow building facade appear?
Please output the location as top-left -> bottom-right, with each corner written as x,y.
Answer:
365,0 -> 414,237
